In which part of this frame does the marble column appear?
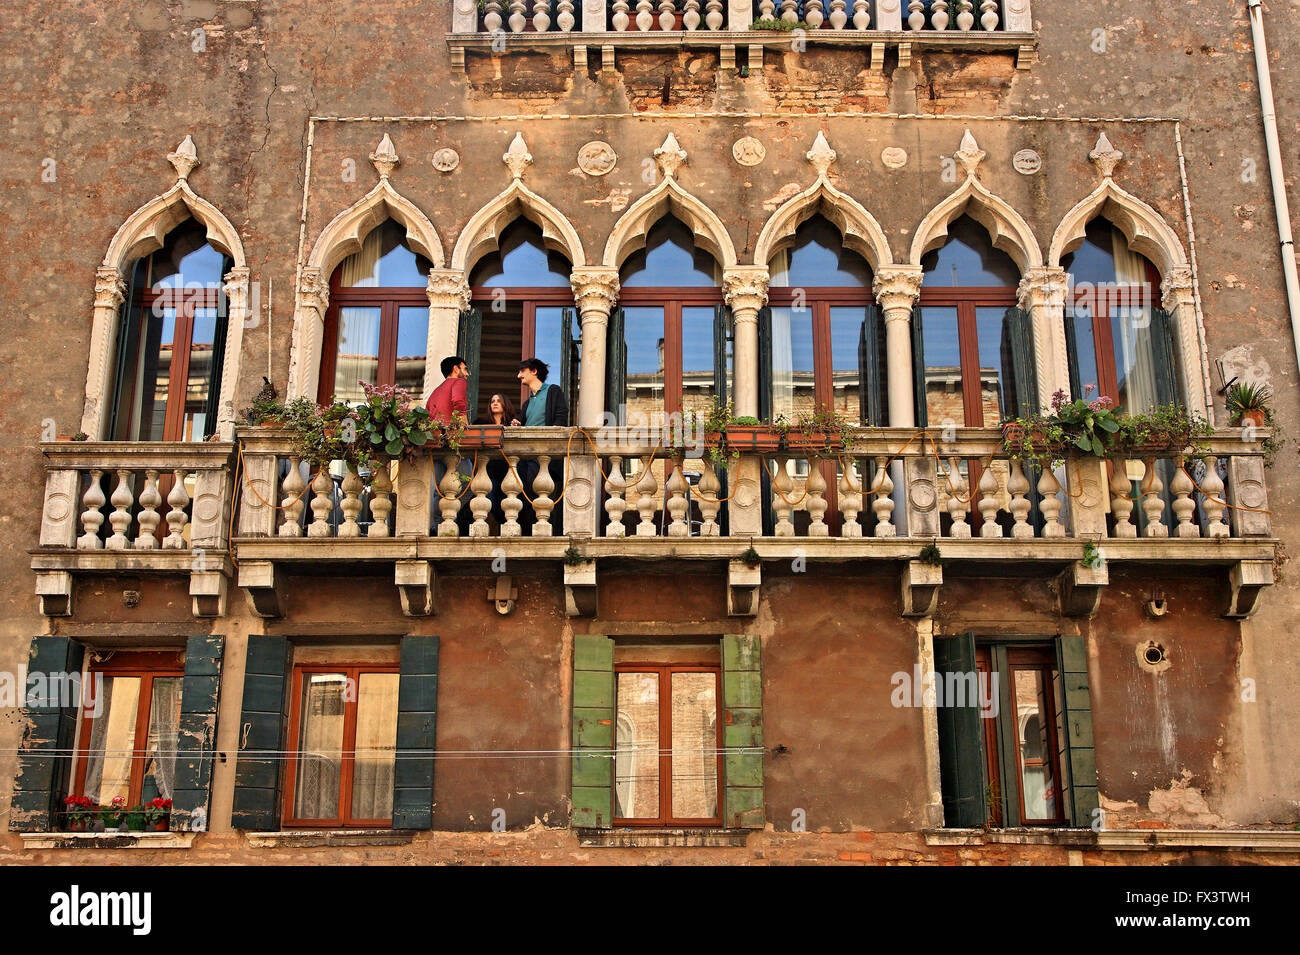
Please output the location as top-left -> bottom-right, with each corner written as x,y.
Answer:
872,267 -> 923,427
723,267 -> 770,419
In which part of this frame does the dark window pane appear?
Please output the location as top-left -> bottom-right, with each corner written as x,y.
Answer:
395,306 -> 428,395
921,215 -> 1020,288
1068,301 -> 1103,399
470,219 -> 572,288
620,216 -> 720,288
623,306 -> 665,423
769,214 -> 873,288
338,220 -> 432,288
829,306 -> 878,426
1013,668 -> 1058,822
921,306 -> 964,426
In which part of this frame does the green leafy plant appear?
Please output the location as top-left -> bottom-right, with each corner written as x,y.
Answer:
70,431 -> 89,442
1081,540 -> 1104,569
740,545 -> 761,568
563,545 -> 591,566
919,541 -> 942,566
242,392 -> 287,425
752,17 -> 804,31
1225,381 -> 1271,424
352,381 -> 432,467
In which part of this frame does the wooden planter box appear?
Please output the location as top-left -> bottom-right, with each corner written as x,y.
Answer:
724,425 -> 845,454
431,424 -> 504,452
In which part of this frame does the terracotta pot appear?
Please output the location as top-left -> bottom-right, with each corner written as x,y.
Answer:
66,818 -> 87,832
432,423 -> 505,452
723,425 -> 843,454
1238,409 -> 1267,429
150,818 -> 169,832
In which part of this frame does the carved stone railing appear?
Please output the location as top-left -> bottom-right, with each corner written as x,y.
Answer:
32,441 -> 236,617
448,0 -> 1036,71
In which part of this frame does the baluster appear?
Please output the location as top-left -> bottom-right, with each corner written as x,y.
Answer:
532,454 -> 556,536
279,457 -> 305,537
1038,467 -> 1065,538
955,0 -> 974,30
907,0 -> 924,30
501,454 -> 524,537
805,0 -> 825,28
1007,460 -> 1032,538
107,468 -> 134,550
164,469 -> 190,548
307,468 -> 335,537
604,456 -> 628,537
946,456 -> 971,538
369,463 -> 394,537
1200,455 -> 1229,538
758,0 -> 775,21
557,0 -> 576,31
838,458 -> 864,537
613,0 -> 631,30
665,454 -> 690,537
979,0 -> 999,30
806,455 -> 829,536
533,0 -> 552,31
1109,458 -> 1136,538
634,455 -> 659,536
1140,458 -> 1168,538
772,455 -> 796,537
78,469 -> 106,549
135,469 -> 161,549
684,0 -> 701,30
779,0 -> 799,24
466,456 -> 493,537
1171,455 -> 1199,538
485,0 -> 504,31
437,453 -> 463,537
635,0 -> 654,30
658,0 -> 676,32
508,0 -> 528,32
829,0 -> 848,29
338,464 -> 364,537
705,0 -> 724,29
852,0 -> 870,28
697,458 -> 721,536
977,458 -> 1002,538
870,456 -> 896,537
931,0 -> 949,30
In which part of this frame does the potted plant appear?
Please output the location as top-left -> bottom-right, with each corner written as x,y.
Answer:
1225,381 -> 1271,429
144,797 -> 172,832
100,795 -> 127,832
726,406 -> 851,455
124,805 -> 147,832
63,794 -> 94,832
241,377 -> 286,425
437,410 -> 505,453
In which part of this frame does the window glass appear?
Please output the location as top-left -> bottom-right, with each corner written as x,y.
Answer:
142,677 -> 182,802
615,672 -> 660,820
338,221 -> 431,288
976,306 -> 1018,422
681,306 -> 729,420
920,306 -> 964,426
769,215 -> 873,288
294,673 -> 347,820
333,306 -> 382,402
1013,668 -> 1058,822
829,307 -> 879,426
470,218 -> 571,288
769,306 -> 816,422
623,306 -> 666,425
148,221 -> 227,290
921,216 -> 1020,288
620,216 -> 720,288
670,672 -> 718,819
82,676 -> 141,805
350,673 -> 399,821
395,306 -> 428,395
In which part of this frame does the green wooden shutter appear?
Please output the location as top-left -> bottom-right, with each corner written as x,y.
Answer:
934,632 -> 987,828
457,307 -> 482,419
861,304 -> 885,426
1056,634 -> 1099,828
723,633 -> 764,828
108,262 -> 145,439
571,634 -> 614,828
172,634 -> 224,830
605,307 -> 625,421
201,256 -> 234,439
232,634 -> 291,830
559,306 -> 577,411
757,306 -> 773,422
1005,306 -> 1039,417
713,304 -> 730,409
393,634 -> 439,829
1148,307 -> 1179,406
8,636 -> 84,832
911,305 -> 928,427
1063,308 -> 1083,400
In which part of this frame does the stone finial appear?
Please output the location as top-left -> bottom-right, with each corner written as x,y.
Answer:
955,129 -> 985,177
167,135 -> 200,181
504,132 -> 533,180
806,131 -> 837,179
1089,132 -> 1124,180
369,134 -> 400,180
654,133 -> 687,180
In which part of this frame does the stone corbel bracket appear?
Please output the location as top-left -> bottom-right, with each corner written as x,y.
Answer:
397,559 -> 436,617
190,569 -> 228,618
1225,559 -> 1273,619
727,560 -> 761,617
1059,561 -> 1107,618
35,571 -> 73,617
900,560 -> 942,617
240,560 -> 287,619
565,562 -> 597,617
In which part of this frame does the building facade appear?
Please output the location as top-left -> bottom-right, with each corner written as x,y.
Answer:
3,0 -> 1300,864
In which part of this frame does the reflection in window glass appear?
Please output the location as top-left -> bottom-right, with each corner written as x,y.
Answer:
469,219 -> 572,288
976,306 -> 1016,423
921,306 -> 963,426
395,307 -> 428,395
681,307 -> 729,420
621,216 -> 719,288
83,676 -> 142,805
351,673 -> 399,820
615,672 -> 660,819
294,673 -> 347,820
670,672 -> 718,819
623,306 -> 665,426
1013,668 -> 1057,822
338,221 -> 432,288
921,216 -> 1021,288
769,215 -> 873,288
769,306 -> 816,422
334,307 -> 382,402
143,677 -> 182,802
829,307 -> 881,426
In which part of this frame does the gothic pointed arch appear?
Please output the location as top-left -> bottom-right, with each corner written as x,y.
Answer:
909,175 -> 1043,274
450,178 -> 586,274
1048,178 -> 1188,277
306,178 -> 446,278
753,178 -> 894,270
602,176 -> 737,271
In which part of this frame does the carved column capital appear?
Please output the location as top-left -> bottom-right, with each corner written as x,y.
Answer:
299,267 -> 330,316
723,267 -> 770,317
1161,266 -> 1195,311
570,268 -> 621,322
427,268 -> 471,312
93,267 -> 126,310
1018,266 -> 1069,311
872,267 -> 923,319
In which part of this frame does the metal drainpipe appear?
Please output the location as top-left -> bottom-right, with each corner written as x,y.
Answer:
1246,0 -> 1300,375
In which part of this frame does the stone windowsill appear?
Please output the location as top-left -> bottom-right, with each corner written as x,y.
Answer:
924,828 -> 1300,851
21,831 -> 197,850
246,829 -> 416,849
578,827 -> 752,848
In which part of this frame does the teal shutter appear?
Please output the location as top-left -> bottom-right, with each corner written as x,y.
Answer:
605,307 -> 625,421
393,634 -> 439,829
200,257 -> 234,439
713,304 -> 730,409
457,307 -> 482,419
1056,634 -> 1099,827
1147,307 -> 1179,406
1004,306 -> 1039,417
232,635 -> 291,830
911,305 -> 928,427
9,636 -> 84,832
1063,308 -> 1083,400
559,306 -> 578,412
757,306 -> 773,421
172,634 -> 224,830
934,632 -> 988,828
571,634 -> 614,828
723,634 -> 764,828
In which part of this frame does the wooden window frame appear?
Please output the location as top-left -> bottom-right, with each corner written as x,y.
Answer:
72,650 -> 185,806
282,663 -> 401,830
617,287 -> 724,417
916,288 -> 1018,428
317,272 -> 430,404
1066,260 -> 1163,404
613,662 -> 723,828
469,286 -> 576,410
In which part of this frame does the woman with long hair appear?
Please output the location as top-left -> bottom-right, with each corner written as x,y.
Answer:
476,393 -> 518,531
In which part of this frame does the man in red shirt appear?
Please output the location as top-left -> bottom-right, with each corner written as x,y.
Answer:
426,355 -> 470,424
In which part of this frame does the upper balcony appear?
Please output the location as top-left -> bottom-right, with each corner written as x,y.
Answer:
447,1 -> 1038,73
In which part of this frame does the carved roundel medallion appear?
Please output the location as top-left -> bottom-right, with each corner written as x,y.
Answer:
880,147 -> 908,169
732,136 -> 766,167
432,148 -> 461,173
1013,149 -> 1042,175
577,141 -> 618,177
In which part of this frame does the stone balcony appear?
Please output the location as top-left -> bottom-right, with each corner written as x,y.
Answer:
448,1 -> 1038,73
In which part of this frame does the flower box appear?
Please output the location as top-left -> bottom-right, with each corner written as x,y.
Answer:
724,425 -> 844,454
430,423 -> 504,452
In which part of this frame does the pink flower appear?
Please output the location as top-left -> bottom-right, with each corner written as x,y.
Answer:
1084,383 -> 1096,395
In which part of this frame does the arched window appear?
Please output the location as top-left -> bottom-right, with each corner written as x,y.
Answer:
915,215 -> 1035,428
467,219 -> 576,421
613,215 -> 727,425
318,220 -> 431,404
1062,219 -> 1177,413
109,220 -> 232,441
765,215 -> 884,426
